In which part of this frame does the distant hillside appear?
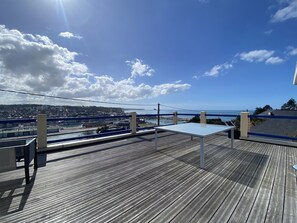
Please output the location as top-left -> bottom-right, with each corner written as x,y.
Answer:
0,104 -> 124,119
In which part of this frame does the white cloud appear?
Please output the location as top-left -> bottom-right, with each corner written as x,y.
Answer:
239,49 -> 285,65
194,48 -> 286,81
239,50 -> 274,62
126,59 -> 155,78
204,63 -> 233,77
54,75 -> 190,100
265,57 -> 284,64
0,25 -> 88,92
194,62 -> 233,79
287,46 -> 297,55
271,0 -> 297,22
59,32 -> 83,39
0,25 -> 190,103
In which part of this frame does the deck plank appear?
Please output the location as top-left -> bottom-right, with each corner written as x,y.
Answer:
265,145 -> 286,223
283,146 -> 297,223
208,142 -> 270,223
150,141 -> 259,223
0,133 -> 296,223
228,143 -> 276,223
246,144 -> 281,223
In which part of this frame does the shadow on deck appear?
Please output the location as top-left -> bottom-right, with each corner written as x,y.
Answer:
0,132 -> 296,222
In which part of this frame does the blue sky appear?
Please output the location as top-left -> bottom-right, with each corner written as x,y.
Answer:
0,0 -> 296,110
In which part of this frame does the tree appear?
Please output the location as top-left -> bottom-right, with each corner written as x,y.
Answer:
263,105 -> 272,111
253,104 -> 272,115
281,98 -> 296,110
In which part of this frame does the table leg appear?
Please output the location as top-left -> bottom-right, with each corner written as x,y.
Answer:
231,128 -> 234,149
155,129 -> 158,150
200,136 -> 205,169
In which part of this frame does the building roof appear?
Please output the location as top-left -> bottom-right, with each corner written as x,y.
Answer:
250,110 -> 297,138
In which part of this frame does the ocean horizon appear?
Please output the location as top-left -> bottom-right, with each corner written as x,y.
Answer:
124,109 -> 252,122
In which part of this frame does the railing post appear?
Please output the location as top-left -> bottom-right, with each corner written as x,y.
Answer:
240,112 -> 249,138
173,112 -> 178,125
200,111 -> 206,124
130,112 -> 137,134
157,103 -> 160,126
37,114 -> 47,149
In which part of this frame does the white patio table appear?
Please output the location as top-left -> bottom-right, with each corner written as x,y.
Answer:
155,123 -> 235,169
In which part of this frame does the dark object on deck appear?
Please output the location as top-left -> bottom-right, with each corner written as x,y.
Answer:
228,130 -> 240,139
37,153 -> 47,167
0,138 -> 38,184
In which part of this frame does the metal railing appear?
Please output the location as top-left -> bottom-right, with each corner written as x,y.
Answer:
248,114 -> 297,142
1,112 -> 296,148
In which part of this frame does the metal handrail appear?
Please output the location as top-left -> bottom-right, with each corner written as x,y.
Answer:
1,112 -> 296,144
249,115 -> 297,119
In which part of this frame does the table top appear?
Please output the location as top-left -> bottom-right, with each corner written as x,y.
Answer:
155,123 -> 234,137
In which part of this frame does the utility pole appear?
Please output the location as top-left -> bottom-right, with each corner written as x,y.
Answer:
157,103 -> 160,126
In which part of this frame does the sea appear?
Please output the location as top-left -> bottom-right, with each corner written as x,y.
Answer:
124,109 -> 248,122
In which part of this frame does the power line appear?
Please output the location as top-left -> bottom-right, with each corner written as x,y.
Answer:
160,104 -> 200,112
0,88 -> 156,107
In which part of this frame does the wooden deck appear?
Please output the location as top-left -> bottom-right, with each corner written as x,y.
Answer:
0,132 -> 297,222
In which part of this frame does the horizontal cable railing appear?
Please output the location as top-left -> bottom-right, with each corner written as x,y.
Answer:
48,129 -> 132,144
47,115 -> 131,122
206,114 -> 239,118
248,114 -> 297,142
248,115 -> 297,119
0,118 -> 36,124
248,132 -> 297,141
179,113 -> 200,116
1,112 -> 296,147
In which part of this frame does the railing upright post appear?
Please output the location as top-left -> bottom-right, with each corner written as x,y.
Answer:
157,103 -> 160,126
200,111 -> 206,124
240,112 -> 249,138
37,114 -> 47,149
173,112 -> 178,125
130,112 -> 137,134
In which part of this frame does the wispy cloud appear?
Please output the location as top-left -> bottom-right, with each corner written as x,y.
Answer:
194,48 -> 287,80
0,25 -> 190,102
203,63 -> 233,77
59,31 -> 83,39
193,62 -> 233,79
238,49 -> 285,65
271,0 -> 297,22
264,29 -> 273,35
239,50 -> 274,62
286,46 -> 297,56
197,0 -> 209,3
265,57 -> 284,64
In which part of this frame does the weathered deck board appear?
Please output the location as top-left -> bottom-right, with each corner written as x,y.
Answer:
0,132 -> 296,223
283,146 -> 297,222
246,144 -> 280,222
207,142 -> 270,223
265,145 -> 286,223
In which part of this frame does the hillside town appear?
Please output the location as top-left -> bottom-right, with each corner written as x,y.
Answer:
0,104 -> 125,120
